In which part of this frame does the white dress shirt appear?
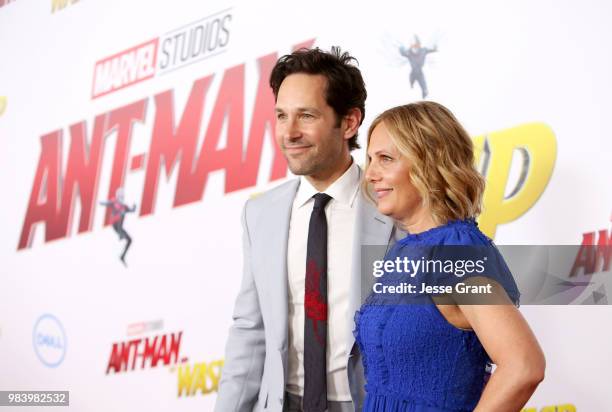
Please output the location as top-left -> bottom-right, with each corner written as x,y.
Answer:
286,160 -> 360,401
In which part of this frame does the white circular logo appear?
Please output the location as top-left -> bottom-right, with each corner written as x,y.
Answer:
33,314 -> 67,368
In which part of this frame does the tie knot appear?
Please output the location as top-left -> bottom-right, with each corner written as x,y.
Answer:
312,193 -> 332,210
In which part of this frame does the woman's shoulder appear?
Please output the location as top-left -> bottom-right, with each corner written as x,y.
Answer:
398,218 -> 493,247
393,218 -> 521,305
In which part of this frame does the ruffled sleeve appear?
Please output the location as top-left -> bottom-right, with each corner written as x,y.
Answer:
395,219 -> 521,306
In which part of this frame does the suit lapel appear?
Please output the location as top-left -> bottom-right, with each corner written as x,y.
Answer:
258,179 -> 299,352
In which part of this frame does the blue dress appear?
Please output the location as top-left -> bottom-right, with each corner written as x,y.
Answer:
354,219 -> 520,412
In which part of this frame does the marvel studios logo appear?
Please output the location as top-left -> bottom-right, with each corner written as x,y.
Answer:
92,8 -> 232,99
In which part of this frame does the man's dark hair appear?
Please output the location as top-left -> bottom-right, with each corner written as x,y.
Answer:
269,46 -> 366,150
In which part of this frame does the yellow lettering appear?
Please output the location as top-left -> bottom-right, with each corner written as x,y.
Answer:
474,123 -> 557,238
209,359 -> 224,392
177,364 -> 195,397
177,359 -> 224,397
51,0 -> 78,13
51,0 -> 69,12
520,404 -> 576,412
194,363 -> 211,394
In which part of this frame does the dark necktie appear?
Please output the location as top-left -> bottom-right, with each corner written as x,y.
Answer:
303,193 -> 332,412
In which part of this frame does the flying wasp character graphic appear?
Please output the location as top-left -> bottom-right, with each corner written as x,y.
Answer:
399,35 -> 437,99
100,187 -> 136,266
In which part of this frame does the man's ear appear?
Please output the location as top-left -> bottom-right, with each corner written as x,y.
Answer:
342,107 -> 362,140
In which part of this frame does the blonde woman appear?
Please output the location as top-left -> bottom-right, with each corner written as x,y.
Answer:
354,102 -> 545,411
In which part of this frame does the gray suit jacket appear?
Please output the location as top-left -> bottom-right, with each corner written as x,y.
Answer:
215,174 -> 401,412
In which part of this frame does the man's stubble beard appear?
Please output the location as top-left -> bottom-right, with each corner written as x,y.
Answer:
286,148 -> 323,176
284,137 -> 345,177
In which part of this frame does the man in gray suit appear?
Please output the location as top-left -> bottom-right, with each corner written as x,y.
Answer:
215,47 -> 400,412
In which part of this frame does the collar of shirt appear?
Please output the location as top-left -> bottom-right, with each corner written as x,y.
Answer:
293,159 -> 361,209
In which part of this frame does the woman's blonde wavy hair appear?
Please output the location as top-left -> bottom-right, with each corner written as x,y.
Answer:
365,101 -> 485,225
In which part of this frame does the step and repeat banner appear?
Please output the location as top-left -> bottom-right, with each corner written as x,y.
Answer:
1,0 -> 611,410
